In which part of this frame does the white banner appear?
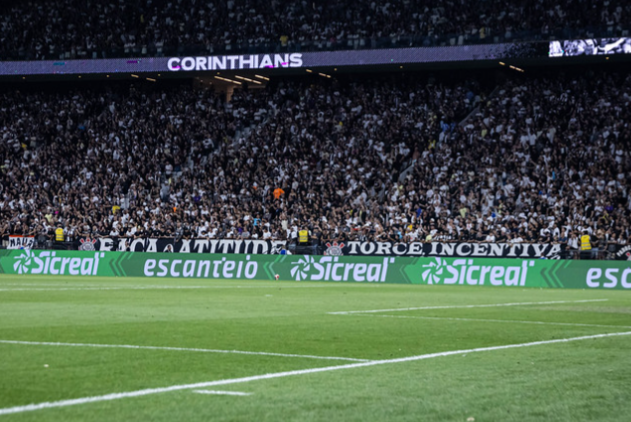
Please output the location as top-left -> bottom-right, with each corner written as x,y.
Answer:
8,236 -> 35,249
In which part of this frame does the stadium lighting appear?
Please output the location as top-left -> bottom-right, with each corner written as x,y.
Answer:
234,75 -> 262,84
306,69 -> 313,73
146,78 -> 157,82
214,76 -> 242,85
131,74 -> 139,78
254,74 -> 270,81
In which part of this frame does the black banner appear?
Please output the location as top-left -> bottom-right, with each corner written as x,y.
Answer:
80,237 -> 564,258
78,237 -> 287,254
337,242 -> 564,259
615,245 -> 631,261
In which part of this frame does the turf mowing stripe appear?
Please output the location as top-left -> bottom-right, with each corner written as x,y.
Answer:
327,299 -> 609,315
1,330 -> 630,416
0,340 -> 370,362
363,314 -> 631,329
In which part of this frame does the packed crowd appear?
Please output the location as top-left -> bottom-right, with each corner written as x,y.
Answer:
1,70 -> 630,255
1,0 -> 630,60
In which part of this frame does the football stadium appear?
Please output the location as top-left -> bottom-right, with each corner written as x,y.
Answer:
1,1 -> 631,420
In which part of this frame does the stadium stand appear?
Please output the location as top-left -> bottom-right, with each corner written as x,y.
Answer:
1,70 -> 630,258
1,0 -> 630,59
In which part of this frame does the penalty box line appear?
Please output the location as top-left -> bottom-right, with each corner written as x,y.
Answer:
361,314 -> 631,329
327,299 -> 609,315
0,340 -> 370,363
1,330 -> 630,416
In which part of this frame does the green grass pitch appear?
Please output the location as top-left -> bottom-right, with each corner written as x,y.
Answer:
0,275 -> 630,421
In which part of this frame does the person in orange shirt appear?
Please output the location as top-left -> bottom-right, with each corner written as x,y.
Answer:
273,187 -> 285,200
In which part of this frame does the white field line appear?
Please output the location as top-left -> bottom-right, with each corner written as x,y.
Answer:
1,330 -> 629,416
0,340 -> 369,363
362,314 -> 631,329
0,283 -> 104,286
0,286 -> 151,292
193,390 -> 252,396
0,282 -> 188,289
327,299 -> 609,315
0,285 -> 356,292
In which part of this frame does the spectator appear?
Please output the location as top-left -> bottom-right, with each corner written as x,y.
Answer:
0,70 -> 630,253
1,0 -> 629,60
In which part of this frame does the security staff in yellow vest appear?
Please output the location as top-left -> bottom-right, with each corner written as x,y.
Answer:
580,231 -> 591,250
580,230 -> 591,260
298,227 -> 310,244
55,225 -> 65,242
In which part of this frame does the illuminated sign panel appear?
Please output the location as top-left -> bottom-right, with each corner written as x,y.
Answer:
550,38 -> 631,57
